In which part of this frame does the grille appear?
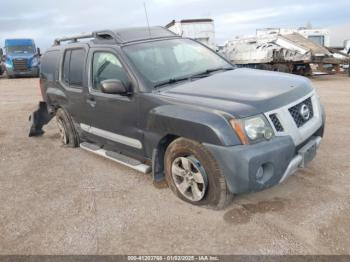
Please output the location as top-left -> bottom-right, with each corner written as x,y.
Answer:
288,97 -> 314,128
13,59 -> 29,71
269,114 -> 284,132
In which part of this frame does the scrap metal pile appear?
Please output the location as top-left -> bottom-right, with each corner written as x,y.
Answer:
221,32 -> 349,76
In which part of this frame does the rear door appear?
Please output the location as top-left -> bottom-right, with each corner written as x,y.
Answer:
58,46 -> 90,125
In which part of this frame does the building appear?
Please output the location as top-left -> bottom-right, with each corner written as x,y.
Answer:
165,19 -> 216,49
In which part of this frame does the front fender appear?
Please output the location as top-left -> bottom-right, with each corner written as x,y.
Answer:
146,105 -> 241,150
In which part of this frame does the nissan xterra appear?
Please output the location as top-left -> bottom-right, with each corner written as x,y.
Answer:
29,27 -> 325,209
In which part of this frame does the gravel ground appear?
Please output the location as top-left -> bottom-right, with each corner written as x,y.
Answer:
0,75 -> 349,255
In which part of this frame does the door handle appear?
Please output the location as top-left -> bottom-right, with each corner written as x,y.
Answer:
86,97 -> 96,107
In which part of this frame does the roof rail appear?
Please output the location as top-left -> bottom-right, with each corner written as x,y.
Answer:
53,30 -> 121,46
53,33 -> 94,46
53,27 -> 177,46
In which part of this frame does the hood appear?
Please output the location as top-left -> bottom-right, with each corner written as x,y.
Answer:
7,53 -> 36,59
159,68 -> 313,118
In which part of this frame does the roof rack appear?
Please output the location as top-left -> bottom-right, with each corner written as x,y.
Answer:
53,27 -> 178,46
54,33 -> 94,45
53,30 -> 120,46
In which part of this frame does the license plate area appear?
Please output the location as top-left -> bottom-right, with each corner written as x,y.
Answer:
298,139 -> 317,168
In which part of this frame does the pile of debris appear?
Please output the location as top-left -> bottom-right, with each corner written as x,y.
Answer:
221,32 -> 349,76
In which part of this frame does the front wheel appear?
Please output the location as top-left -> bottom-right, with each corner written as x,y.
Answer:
164,138 -> 233,209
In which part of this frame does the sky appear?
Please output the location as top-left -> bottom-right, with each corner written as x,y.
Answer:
1,0 -> 350,50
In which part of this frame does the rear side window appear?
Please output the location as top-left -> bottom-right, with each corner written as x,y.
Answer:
41,51 -> 59,81
62,48 -> 86,87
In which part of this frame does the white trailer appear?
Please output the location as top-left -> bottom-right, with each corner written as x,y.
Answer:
257,27 -> 330,47
345,40 -> 350,54
222,32 -> 342,76
166,19 -> 216,50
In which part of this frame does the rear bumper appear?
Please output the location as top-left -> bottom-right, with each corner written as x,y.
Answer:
204,124 -> 325,194
7,66 -> 39,77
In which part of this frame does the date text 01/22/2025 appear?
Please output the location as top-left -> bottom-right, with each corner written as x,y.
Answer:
127,255 -> 220,261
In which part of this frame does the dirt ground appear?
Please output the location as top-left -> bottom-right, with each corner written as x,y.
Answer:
0,75 -> 349,255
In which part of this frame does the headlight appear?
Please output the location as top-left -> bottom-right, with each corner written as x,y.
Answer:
5,59 -> 12,68
31,57 -> 39,66
230,114 -> 274,144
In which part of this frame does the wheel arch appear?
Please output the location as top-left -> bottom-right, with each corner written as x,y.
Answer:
151,134 -> 179,183
146,105 -> 242,183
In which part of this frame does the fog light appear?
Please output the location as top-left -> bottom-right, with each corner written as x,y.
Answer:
264,127 -> 273,140
256,166 -> 264,180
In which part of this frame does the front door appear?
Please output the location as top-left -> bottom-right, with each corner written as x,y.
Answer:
81,48 -> 143,157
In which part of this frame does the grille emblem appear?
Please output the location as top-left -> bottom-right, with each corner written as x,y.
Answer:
299,104 -> 310,121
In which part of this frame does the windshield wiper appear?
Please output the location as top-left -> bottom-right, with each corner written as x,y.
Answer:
153,67 -> 234,88
191,67 -> 234,78
154,76 -> 190,88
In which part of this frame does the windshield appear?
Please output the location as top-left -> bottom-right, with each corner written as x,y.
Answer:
6,45 -> 35,54
123,38 -> 232,86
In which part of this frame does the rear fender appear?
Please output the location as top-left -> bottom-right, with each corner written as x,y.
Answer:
46,87 -> 69,108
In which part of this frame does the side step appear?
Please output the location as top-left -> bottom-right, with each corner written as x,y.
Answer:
80,142 -> 152,174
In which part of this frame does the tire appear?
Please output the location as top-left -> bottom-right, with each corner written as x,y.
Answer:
165,138 -> 233,209
55,108 -> 79,147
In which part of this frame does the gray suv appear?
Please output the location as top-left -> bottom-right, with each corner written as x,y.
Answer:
30,27 -> 325,209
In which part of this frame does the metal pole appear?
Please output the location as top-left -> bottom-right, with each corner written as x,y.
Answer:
144,2 -> 152,38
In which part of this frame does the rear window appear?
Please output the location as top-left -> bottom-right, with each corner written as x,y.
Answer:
41,51 -> 59,81
62,48 -> 86,87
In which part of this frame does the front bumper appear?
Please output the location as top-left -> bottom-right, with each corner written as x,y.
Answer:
204,125 -> 324,194
7,66 -> 39,77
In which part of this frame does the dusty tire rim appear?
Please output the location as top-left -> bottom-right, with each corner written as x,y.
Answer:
171,155 -> 208,202
56,118 -> 68,145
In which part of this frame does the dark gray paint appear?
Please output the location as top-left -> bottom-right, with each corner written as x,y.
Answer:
205,125 -> 325,194
35,26 -> 325,194
158,68 -> 313,118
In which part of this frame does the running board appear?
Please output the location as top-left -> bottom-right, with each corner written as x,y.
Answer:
80,142 -> 151,174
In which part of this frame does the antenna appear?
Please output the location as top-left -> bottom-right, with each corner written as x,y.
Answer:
143,2 -> 152,38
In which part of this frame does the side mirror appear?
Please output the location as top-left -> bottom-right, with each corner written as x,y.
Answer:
37,48 -> 41,56
101,79 -> 128,95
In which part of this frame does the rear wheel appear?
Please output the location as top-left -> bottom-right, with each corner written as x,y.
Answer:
165,138 -> 233,209
55,108 -> 79,147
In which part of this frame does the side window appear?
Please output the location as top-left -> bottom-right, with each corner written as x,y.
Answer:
92,52 -> 129,91
70,49 -> 85,86
62,48 -> 86,87
41,51 -> 59,81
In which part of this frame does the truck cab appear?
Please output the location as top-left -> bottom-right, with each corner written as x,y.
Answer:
0,39 -> 40,78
